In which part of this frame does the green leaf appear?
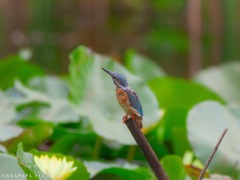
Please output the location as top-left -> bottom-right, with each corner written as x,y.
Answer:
84,161 -> 154,179
50,128 -> 97,158
171,127 -> 189,155
159,108 -> 188,142
144,127 -> 170,158
161,155 -> 188,180
17,118 -> 48,129
92,167 -> 153,180
124,50 -> 166,81
0,153 -> 27,180
148,77 -> 225,154
187,101 -> 240,178
28,76 -> 69,99
17,143 -> 46,180
0,153 -> 26,180
148,77 -> 225,109
0,55 -> 44,90
69,46 -> 160,145
0,92 -> 24,149
14,80 -> 79,123
0,125 -> 23,142
193,61 -> 240,103
3,123 -> 53,153
0,91 -> 18,124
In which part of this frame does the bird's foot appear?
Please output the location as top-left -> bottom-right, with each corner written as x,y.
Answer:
122,115 -> 128,123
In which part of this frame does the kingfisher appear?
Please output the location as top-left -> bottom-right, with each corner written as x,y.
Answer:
102,67 -> 143,129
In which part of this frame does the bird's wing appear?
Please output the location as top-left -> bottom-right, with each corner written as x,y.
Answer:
126,88 -> 143,117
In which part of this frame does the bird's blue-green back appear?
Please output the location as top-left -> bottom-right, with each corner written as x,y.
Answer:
126,89 -> 143,116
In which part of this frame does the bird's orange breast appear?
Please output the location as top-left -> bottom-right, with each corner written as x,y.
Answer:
116,88 -> 139,116
116,88 -> 128,104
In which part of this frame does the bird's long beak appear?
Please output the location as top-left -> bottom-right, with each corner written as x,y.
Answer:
101,67 -> 113,76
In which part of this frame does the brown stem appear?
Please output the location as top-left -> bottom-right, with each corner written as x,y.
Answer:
208,0 -> 223,65
125,117 -> 168,180
187,0 -> 202,76
198,128 -> 228,180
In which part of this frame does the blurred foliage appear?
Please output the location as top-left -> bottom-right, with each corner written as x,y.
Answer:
161,155 -> 188,180
187,101 -> 240,178
193,62 -> 240,103
0,55 -> 44,90
1,1 -> 240,179
0,153 -> 25,179
0,45 -> 239,179
2,0 -> 239,76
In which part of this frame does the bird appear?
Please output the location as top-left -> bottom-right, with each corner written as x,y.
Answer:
101,67 -> 143,129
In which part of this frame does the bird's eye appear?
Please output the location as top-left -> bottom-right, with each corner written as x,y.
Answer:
113,76 -> 117,79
